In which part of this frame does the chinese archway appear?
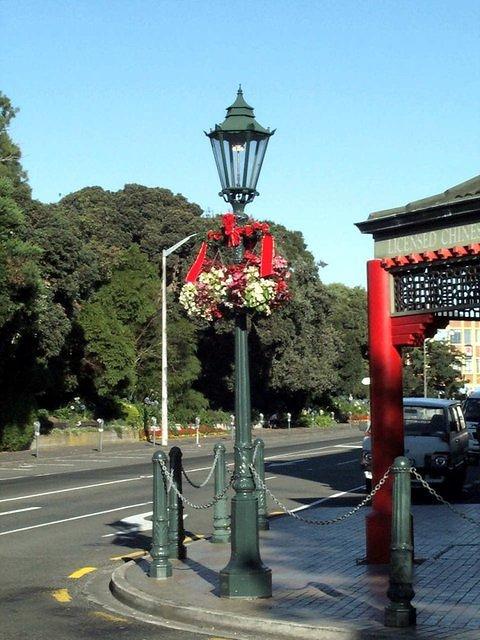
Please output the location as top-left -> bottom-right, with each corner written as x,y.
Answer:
356,174 -> 480,563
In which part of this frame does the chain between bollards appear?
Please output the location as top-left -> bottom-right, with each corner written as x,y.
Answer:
212,443 -> 230,543
149,450 -> 172,579
253,438 -> 269,531
168,446 -> 186,559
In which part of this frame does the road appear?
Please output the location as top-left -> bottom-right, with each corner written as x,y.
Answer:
0,429 -> 478,640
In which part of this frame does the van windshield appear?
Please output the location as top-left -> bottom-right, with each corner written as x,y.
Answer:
403,406 -> 447,436
463,399 -> 480,422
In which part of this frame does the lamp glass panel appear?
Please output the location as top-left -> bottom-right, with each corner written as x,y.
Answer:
210,138 -> 228,189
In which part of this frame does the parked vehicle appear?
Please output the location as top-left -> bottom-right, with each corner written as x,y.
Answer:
462,390 -> 480,457
361,398 -> 469,495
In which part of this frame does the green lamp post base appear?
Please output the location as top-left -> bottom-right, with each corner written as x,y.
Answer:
219,493 -> 272,598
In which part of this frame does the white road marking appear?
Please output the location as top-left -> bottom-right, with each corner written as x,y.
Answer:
289,485 -> 365,512
265,476 -> 276,480
0,506 -> 42,516
334,444 -> 362,449
0,475 -> 30,481
267,459 -> 308,468
0,501 -> 152,536
337,459 -> 357,466
0,476 -> 150,504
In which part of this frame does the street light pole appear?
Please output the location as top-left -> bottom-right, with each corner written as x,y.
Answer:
206,88 -> 274,599
161,234 -> 198,447
423,338 -> 429,398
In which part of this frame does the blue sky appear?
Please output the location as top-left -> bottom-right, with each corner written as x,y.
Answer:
2,0 -> 480,286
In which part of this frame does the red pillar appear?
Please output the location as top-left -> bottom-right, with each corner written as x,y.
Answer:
365,260 -> 404,564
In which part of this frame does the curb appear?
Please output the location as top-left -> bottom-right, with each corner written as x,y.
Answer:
109,560 -> 399,640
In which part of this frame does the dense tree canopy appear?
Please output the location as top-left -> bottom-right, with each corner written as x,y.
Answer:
0,91 -> 371,449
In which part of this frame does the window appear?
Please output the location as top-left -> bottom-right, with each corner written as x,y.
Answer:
465,358 -> 473,373
451,330 -> 461,344
464,329 -> 472,344
476,329 -> 480,343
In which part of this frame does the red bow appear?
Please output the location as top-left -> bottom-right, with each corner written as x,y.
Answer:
222,213 -> 242,247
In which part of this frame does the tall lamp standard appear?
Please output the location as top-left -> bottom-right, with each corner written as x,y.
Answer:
161,234 -> 198,447
206,87 -> 274,598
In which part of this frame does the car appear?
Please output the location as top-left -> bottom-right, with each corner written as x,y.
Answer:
360,398 -> 469,495
462,390 -> 480,457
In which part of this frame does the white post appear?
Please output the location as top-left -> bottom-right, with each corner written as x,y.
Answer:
160,233 -> 198,449
161,250 -> 168,447
96,418 -> 104,453
195,416 -> 201,447
259,412 -> 264,428
287,412 -> 291,431
151,416 -> 157,446
33,421 -> 40,458
230,414 -> 235,441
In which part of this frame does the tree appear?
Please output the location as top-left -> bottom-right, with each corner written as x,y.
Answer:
325,283 -> 368,398
403,340 -> 465,398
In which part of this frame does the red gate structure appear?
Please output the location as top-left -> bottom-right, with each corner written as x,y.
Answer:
356,174 -> 480,563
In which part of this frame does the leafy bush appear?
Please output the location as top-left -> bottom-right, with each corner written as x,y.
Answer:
119,401 -> 141,429
297,409 -> 335,429
1,422 -> 35,451
331,397 -> 369,422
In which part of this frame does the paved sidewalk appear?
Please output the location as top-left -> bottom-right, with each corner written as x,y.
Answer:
107,497 -> 480,639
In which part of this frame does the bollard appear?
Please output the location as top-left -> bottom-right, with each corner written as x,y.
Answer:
259,412 -> 264,428
151,416 -> 157,446
385,456 -> 416,627
287,412 -> 291,431
230,414 -> 235,441
195,416 -> 201,447
212,443 -> 230,543
96,418 -> 104,453
253,437 -> 269,531
168,446 -> 186,559
150,450 -> 172,578
33,421 -> 40,458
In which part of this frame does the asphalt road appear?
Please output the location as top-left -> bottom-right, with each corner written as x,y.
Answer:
1,429 -> 478,640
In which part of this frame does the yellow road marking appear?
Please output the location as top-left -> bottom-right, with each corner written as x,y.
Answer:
184,533 -> 205,543
110,550 -> 147,561
92,611 -> 129,623
68,566 -> 97,579
268,510 -> 284,517
52,588 -> 72,603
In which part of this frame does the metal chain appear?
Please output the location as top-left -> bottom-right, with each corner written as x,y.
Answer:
158,457 -> 234,510
252,440 -> 260,464
410,467 -> 480,526
181,449 -> 219,488
250,464 -> 391,525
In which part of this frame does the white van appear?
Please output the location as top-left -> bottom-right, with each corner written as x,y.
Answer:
462,390 -> 480,455
361,398 -> 469,495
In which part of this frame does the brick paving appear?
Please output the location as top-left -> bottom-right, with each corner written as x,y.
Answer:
112,497 -> 480,638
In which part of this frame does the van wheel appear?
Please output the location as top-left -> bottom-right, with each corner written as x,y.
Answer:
365,478 -> 372,494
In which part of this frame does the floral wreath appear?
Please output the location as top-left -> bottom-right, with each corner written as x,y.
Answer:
179,213 -> 291,321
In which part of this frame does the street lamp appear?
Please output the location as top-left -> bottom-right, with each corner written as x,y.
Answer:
207,87 -> 274,598
161,234 -> 198,447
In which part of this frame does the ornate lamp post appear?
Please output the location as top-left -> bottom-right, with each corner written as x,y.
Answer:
206,88 -> 274,598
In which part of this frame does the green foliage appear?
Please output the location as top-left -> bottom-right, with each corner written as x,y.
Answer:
330,397 -> 369,421
403,340 -> 465,398
297,410 -> 335,429
1,423 -> 35,451
325,283 -> 368,398
119,401 -> 142,428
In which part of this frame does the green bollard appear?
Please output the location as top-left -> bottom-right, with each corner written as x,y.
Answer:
212,443 -> 230,543
168,446 -> 186,560
253,438 -> 269,531
385,456 -> 416,627
149,450 -> 172,579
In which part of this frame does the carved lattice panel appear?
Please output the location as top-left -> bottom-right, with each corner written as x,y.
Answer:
392,257 -> 480,319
